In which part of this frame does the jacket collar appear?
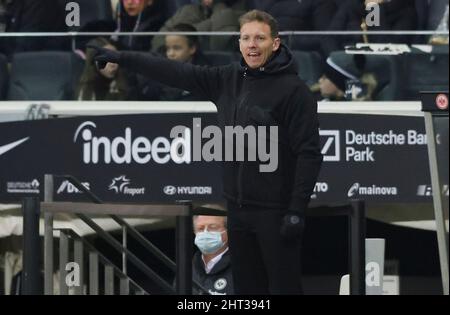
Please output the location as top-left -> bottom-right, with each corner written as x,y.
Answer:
240,43 -> 297,77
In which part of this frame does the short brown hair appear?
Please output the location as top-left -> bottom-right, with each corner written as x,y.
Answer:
239,10 -> 279,39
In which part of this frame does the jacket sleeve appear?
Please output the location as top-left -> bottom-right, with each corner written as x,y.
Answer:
119,51 -> 228,102
284,82 -> 323,214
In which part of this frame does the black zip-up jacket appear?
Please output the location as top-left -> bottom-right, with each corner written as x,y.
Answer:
120,44 -> 322,213
193,250 -> 233,295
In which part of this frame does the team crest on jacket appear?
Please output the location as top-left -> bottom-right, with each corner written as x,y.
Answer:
214,278 -> 227,291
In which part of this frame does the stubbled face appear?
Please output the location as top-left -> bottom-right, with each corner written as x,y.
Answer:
239,21 -> 280,69
122,0 -> 152,17
319,75 -> 342,98
165,35 -> 196,63
99,44 -> 119,79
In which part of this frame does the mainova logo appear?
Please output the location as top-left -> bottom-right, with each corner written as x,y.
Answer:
73,120 -> 279,172
108,175 -> 145,196
347,182 -> 398,197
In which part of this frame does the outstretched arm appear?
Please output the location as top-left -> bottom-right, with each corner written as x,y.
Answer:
88,45 -> 228,102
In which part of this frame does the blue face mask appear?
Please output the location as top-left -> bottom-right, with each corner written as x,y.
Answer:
194,230 -> 225,254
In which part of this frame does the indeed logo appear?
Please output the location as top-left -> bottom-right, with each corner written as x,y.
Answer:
74,121 -> 191,165
73,119 -> 278,172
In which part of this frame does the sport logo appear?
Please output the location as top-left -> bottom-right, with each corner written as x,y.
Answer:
436,94 -> 449,110
320,130 -> 340,162
347,182 -> 398,197
57,181 -> 90,194
214,278 -> 227,291
108,175 -> 145,196
0,137 -> 30,157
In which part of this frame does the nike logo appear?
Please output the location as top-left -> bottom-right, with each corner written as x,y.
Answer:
0,137 -> 30,156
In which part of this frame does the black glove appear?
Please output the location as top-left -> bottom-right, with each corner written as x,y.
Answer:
86,44 -> 122,70
280,211 -> 305,241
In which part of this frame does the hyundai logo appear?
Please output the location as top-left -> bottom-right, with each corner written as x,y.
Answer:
164,186 -> 177,195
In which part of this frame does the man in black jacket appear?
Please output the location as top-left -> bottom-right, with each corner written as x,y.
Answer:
90,9 -> 322,294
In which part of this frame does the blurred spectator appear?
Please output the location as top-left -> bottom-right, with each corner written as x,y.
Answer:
114,0 -> 170,51
322,0 -> 418,55
429,1 -> 449,45
151,0 -> 249,52
252,0 -> 336,51
0,0 -> 66,58
0,1 -> 7,33
427,0 -> 449,31
137,23 -> 211,101
161,23 -> 211,101
314,55 -> 378,101
77,37 -> 133,100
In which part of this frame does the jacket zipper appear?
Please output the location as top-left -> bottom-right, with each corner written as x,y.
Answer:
235,71 -> 248,208
237,162 -> 243,208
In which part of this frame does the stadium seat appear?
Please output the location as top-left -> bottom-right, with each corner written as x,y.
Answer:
400,47 -> 449,100
291,50 -> 323,86
329,49 -> 449,101
203,51 -> 238,66
0,54 -> 8,100
363,55 -> 402,101
328,51 -> 402,101
175,0 -> 194,7
7,51 -> 84,101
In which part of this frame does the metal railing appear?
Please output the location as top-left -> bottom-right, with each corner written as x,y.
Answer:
21,174 -> 366,295
1,30 -> 448,37
56,228 -> 146,295
1,30 -> 447,52
306,200 -> 366,295
21,174 -> 223,295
